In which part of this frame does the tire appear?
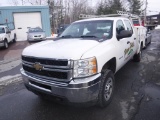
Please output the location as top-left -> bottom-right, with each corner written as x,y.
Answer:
144,39 -> 147,48
133,45 -> 142,62
4,40 -> 8,49
148,36 -> 152,44
13,35 -> 17,43
98,69 -> 115,108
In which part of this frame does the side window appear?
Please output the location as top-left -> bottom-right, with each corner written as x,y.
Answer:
124,20 -> 133,34
116,20 -> 125,34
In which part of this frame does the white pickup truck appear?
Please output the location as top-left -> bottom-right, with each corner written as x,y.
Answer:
0,26 -> 16,49
21,16 -> 141,107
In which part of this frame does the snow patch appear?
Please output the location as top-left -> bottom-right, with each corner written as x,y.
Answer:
0,59 -> 21,73
120,101 -> 129,120
0,74 -> 22,86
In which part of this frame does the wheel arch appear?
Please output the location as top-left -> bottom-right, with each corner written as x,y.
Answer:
101,57 -> 116,74
4,38 -> 8,42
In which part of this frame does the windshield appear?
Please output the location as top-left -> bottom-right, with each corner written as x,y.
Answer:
58,24 -> 69,33
133,20 -> 140,25
29,28 -> 43,33
0,27 -> 5,34
59,20 -> 113,39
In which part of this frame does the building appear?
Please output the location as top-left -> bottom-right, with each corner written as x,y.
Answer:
146,14 -> 160,25
0,6 -> 51,41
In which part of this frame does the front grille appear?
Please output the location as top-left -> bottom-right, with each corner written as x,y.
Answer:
22,56 -> 68,67
23,65 -> 68,80
34,35 -> 41,37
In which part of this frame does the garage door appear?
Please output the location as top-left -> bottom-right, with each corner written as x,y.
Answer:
13,12 -> 42,41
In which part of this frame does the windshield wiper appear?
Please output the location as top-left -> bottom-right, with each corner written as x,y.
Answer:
80,35 -> 97,38
61,35 -> 72,38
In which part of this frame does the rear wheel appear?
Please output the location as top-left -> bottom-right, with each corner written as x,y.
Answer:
133,45 -> 142,62
98,69 -> 115,108
4,40 -> 8,49
148,36 -> 152,44
144,39 -> 147,48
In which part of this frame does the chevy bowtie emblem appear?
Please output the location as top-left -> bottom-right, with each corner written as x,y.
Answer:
33,63 -> 43,71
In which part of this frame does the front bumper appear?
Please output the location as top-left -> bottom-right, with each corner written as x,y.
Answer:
27,37 -> 47,41
0,40 -> 4,47
21,68 -> 101,103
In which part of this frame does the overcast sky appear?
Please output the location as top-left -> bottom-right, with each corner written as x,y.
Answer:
0,0 -> 159,15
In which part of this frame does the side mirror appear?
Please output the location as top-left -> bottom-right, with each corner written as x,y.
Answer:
6,31 -> 11,34
117,30 -> 132,40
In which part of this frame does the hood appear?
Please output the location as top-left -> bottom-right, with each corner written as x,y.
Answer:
28,32 -> 45,36
22,39 -> 99,60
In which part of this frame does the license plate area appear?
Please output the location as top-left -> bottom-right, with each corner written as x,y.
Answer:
29,80 -> 51,91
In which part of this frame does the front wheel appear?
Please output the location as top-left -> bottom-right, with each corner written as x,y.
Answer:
148,36 -> 152,44
4,40 -> 8,49
98,69 -> 115,108
13,35 -> 17,43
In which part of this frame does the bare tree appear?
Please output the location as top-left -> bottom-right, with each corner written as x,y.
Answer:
27,0 -> 48,5
8,0 -> 29,5
66,0 -> 95,22
8,0 -> 20,5
8,0 -> 48,5
12,0 -> 19,5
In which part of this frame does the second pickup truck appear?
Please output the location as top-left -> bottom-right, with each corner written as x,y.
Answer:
0,25 -> 16,49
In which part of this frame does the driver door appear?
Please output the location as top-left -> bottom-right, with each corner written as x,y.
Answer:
123,20 -> 136,60
116,20 -> 131,70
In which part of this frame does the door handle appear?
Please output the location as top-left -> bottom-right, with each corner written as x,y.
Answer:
127,41 -> 130,44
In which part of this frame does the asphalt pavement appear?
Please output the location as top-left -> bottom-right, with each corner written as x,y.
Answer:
0,31 -> 160,120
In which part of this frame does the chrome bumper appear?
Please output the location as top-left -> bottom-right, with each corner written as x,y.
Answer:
20,68 -> 101,103
27,37 -> 47,41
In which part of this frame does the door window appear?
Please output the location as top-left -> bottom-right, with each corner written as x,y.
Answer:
116,20 -> 125,34
124,20 -> 133,34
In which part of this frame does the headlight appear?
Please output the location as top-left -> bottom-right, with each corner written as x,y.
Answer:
73,57 -> 97,78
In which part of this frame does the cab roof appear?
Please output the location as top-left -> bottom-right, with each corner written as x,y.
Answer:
74,17 -> 130,23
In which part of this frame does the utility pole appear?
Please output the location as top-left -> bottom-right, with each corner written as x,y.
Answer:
60,0 -> 63,25
22,0 -> 24,5
144,0 -> 148,25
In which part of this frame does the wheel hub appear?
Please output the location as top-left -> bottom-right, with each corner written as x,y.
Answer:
104,77 -> 113,101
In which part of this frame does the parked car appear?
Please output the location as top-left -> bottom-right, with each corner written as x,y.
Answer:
27,27 -> 46,42
0,25 -> 16,49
